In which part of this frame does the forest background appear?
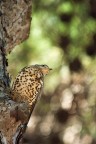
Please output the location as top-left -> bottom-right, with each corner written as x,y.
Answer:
8,0 -> 96,144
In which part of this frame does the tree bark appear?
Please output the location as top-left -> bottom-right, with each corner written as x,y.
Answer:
0,0 -> 32,143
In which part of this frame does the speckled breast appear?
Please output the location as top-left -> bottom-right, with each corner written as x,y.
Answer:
12,66 -> 44,106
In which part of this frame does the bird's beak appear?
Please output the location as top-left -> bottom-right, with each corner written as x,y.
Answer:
49,68 -> 52,71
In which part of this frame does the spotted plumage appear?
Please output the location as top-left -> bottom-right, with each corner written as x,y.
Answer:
11,64 -> 52,108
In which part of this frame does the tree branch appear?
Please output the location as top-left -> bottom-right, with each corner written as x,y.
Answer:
0,0 -> 32,143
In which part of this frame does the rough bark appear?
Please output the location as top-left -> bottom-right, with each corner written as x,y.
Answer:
0,0 -> 32,143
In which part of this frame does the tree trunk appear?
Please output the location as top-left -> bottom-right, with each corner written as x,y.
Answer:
0,0 -> 32,143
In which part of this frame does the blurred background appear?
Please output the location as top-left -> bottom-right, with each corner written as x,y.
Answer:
7,0 -> 96,144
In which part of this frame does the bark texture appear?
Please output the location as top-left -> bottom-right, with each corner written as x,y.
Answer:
0,0 -> 32,143
0,0 -> 32,54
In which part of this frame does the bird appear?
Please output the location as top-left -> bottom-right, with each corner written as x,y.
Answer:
11,64 -> 52,109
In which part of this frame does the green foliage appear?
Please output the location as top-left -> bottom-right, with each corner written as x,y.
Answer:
8,0 -> 96,88
8,1 -> 96,143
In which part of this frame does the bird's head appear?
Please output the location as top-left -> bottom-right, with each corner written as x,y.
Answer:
35,64 -> 52,76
